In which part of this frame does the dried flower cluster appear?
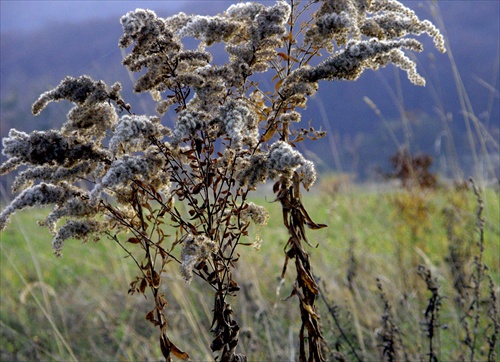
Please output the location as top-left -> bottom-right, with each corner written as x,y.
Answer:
0,1 -> 444,360
180,234 -> 218,283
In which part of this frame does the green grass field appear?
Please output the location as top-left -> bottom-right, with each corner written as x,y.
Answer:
1,183 -> 499,361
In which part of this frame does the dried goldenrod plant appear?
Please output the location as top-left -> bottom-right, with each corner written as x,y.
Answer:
0,1 -> 444,360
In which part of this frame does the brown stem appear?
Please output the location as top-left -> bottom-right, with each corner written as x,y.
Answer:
278,173 -> 326,361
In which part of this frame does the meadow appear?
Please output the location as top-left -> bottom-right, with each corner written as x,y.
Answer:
1,179 -> 498,361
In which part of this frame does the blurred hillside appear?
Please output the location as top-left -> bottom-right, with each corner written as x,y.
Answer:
1,1 -> 498,183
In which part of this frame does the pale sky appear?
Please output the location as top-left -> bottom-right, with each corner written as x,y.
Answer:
1,1 -> 498,35
0,1 -> 187,33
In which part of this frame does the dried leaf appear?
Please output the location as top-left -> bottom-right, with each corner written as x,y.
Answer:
296,258 -> 319,295
127,237 -> 141,244
210,334 -> 224,352
262,124 -> 277,142
277,52 -> 289,61
274,78 -> 283,93
160,328 -> 190,360
158,294 -> 168,309
273,181 -> 281,194
142,202 -> 154,213
228,279 -> 240,293
305,220 -> 327,230
281,248 -> 292,278
301,300 -> 319,319
151,269 -> 161,288
207,271 -> 218,284
284,285 -> 298,301
139,277 -> 148,294
145,308 -> 160,326
128,280 -> 138,294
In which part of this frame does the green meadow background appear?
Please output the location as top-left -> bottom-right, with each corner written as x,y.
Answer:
1,181 -> 498,361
